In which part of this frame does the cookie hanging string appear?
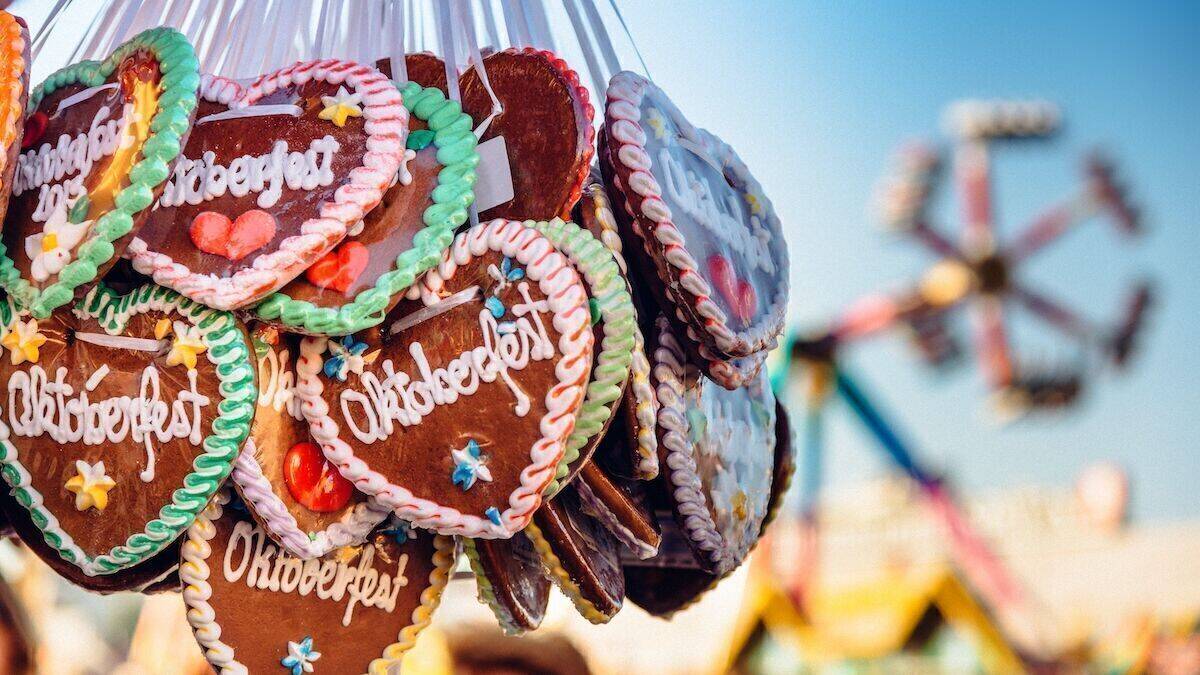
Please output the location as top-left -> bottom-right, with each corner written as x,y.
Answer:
387,286 -> 481,337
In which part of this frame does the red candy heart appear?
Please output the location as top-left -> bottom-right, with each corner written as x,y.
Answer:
189,210 -> 277,261
707,254 -> 756,327
21,111 -> 47,151
306,241 -> 369,294
283,441 -> 353,513
736,279 -> 757,325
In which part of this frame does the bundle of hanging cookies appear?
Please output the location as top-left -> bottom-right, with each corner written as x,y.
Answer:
0,11 -> 793,672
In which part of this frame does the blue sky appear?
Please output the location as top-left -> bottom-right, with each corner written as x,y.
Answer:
16,1 -> 1198,520
618,1 -> 1200,520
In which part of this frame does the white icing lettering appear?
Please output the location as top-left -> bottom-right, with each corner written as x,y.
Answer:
160,136 -> 340,209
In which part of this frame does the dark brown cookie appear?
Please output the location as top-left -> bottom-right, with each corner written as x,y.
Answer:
463,532 -> 550,634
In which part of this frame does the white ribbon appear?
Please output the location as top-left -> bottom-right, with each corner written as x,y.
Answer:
388,286 -> 481,336
74,332 -> 167,353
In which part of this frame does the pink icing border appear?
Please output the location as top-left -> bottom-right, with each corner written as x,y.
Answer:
127,60 -> 408,310
231,438 -> 390,559
296,219 -> 592,538
604,71 -> 788,360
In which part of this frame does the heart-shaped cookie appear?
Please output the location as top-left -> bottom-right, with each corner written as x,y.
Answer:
254,81 -> 477,335
462,532 -> 551,634
576,180 -> 659,479
182,490 -> 455,673
0,282 -> 254,575
297,219 -> 592,537
230,327 -> 390,559
575,461 -> 660,560
531,218 -> 635,496
457,48 -> 594,221
602,71 -> 788,362
127,61 -> 407,310
0,13 -> 28,238
650,316 -> 776,576
0,28 -> 199,318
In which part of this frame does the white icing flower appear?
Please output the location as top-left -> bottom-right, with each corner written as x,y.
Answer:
282,636 -> 321,674
25,202 -> 90,282
646,107 -> 670,140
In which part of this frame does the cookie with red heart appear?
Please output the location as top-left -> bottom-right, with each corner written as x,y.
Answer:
0,13 -> 29,243
231,327 -> 389,559
297,219 -> 592,537
576,180 -> 659,479
650,316 -> 776,576
127,61 -> 407,311
0,282 -> 254,576
462,532 -> 551,634
254,81 -> 477,335
526,485 -> 625,623
459,48 -> 594,221
182,490 -> 455,673
0,28 -> 199,318
601,72 -> 788,364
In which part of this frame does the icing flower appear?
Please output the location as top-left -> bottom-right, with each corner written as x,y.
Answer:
318,86 -> 363,127
646,107 -> 669,140
281,636 -> 321,675
487,256 -> 525,294
166,321 -> 207,371
2,318 -> 48,365
322,336 -> 370,381
451,439 -> 492,491
64,460 -> 116,512
25,200 -> 91,282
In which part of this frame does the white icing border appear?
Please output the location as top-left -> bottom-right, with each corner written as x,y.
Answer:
604,71 -> 788,359
127,62 -> 408,310
181,490 -> 457,674
231,438 -> 391,560
296,219 -> 592,538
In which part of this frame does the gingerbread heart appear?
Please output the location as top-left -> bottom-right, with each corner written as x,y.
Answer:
0,283 -> 254,575
462,533 -> 551,634
231,327 -> 389,559
0,13 -> 28,244
650,316 -> 776,575
461,48 -> 593,221
182,491 -> 455,673
127,61 -> 408,310
255,81 -> 476,335
0,28 -> 199,318
602,71 -> 788,362
296,219 -> 592,538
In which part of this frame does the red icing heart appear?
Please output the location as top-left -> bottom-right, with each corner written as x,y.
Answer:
21,111 -> 47,151
190,210 -> 277,261
283,441 -> 353,513
306,241 -> 369,294
707,254 -> 756,326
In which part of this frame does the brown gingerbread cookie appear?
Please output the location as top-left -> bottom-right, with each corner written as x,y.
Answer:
622,511 -> 721,618
182,491 -> 455,673
462,532 -> 551,634
763,399 -> 796,534
231,326 -> 389,559
127,61 -> 407,311
296,219 -> 592,538
575,461 -> 660,560
602,72 -> 788,367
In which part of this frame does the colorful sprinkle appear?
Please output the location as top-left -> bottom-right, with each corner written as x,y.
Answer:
485,507 -> 503,527
484,295 -> 505,319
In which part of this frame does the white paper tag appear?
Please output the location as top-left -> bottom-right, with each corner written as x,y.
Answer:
473,136 -> 514,213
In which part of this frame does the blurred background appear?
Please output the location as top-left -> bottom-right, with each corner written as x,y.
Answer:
0,1 -> 1196,673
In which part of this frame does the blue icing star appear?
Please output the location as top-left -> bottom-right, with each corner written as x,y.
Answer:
500,256 -> 524,282
485,506 -> 503,527
281,636 -> 321,674
382,521 -> 417,545
451,439 -> 493,491
323,335 -> 369,381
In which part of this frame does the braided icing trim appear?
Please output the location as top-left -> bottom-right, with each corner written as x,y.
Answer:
532,218 -> 634,496
127,59 -> 407,311
461,536 -> 535,635
604,71 -> 788,358
231,438 -> 390,560
581,182 -> 659,478
0,283 -> 254,575
368,532 -> 456,673
524,520 -> 615,624
254,81 -> 477,335
0,27 -> 201,318
296,219 -> 592,538
651,316 -> 733,576
0,13 -> 26,208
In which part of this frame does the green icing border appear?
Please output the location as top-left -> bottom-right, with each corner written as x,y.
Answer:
0,27 -> 199,318
0,283 -> 255,575
532,219 -> 636,496
253,81 -> 478,335
461,537 -> 529,635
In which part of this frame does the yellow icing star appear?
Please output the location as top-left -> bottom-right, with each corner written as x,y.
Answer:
744,192 -> 764,216
165,321 -> 206,371
153,317 -> 172,340
1,318 -> 48,365
65,460 -> 116,512
646,107 -> 668,140
318,86 -> 364,127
